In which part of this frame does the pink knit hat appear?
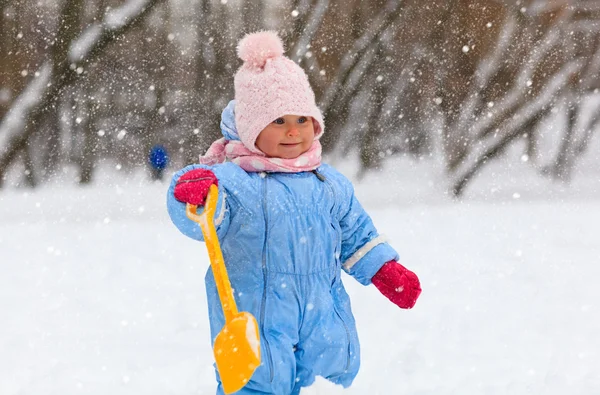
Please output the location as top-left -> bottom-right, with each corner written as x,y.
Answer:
234,31 -> 325,154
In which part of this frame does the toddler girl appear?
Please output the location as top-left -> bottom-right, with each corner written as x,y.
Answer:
167,31 -> 421,395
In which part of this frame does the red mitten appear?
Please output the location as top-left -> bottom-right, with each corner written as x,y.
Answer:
173,169 -> 218,206
371,260 -> 421,309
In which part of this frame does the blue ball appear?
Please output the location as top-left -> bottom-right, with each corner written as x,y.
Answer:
149,145 -> 169,170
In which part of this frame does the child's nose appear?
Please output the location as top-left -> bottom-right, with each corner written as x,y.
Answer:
287,127 -> 299,137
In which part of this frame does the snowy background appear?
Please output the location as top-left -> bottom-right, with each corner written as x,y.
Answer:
2,142 -> 599,394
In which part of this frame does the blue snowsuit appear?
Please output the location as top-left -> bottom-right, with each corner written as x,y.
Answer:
167,162 -> 399,394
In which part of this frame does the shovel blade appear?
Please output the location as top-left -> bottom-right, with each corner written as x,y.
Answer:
214,312 -> 261,394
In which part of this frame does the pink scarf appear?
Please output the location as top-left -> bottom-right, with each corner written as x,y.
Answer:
199,138 -> 322,173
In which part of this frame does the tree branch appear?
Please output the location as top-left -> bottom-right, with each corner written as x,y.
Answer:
0,0 -> 164,185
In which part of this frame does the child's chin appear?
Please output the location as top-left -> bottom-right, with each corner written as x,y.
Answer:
279,152 -> 302,159
278,147 -> 311,160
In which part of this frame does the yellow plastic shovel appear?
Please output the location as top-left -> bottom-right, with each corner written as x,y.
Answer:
186,184 -> 261,394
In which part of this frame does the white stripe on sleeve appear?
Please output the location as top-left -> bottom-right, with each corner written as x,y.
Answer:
342,235 -> 388,271
215,190 -> 227,226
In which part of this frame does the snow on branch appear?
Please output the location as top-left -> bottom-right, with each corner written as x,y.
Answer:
571,20 -> 600,33
527,0 -> 568,16
0,62 -> 52,151
69,0 -> 155,62
473,13 -> 517,89
290,0 -> 329,61
574,1 -> 600,13
105,0 -> 154,29
69,24 -> 103,62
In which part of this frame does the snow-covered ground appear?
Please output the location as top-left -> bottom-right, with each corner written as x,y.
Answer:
1,154 -> 599,394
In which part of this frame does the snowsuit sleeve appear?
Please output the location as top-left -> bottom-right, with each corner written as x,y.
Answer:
166,164 -> 230,242
337,176 -> 399,286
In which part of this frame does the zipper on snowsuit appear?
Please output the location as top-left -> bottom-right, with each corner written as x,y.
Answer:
319,168 -> 353,375
312,169 -> 326,182
260,173 -> 275,382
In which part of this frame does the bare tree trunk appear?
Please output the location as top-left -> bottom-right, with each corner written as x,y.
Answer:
189,0 -> 218,165
524,106 -> 552,164
79,131 -> 95,184
0,3 -> 7,118
42,106 -> 62,180
575,111 -> 600,155
78,0 -> 106,184
552,97 -> 579,181
358,81 -> 387,177
79,92 -> 96,184
0,0 -> 20,121
242,0 -> 264,34
23,139 -> 37,187
139,4 -> 170,177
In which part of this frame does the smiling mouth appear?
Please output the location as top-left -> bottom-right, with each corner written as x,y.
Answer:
281,143 -> 301,146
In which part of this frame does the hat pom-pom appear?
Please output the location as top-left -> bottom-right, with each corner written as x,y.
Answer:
237,31 -> 284,68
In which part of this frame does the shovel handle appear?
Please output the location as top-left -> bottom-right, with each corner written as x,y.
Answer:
186,184 -> 238,323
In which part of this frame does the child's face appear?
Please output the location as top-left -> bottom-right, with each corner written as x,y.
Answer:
255,115 -> 315,159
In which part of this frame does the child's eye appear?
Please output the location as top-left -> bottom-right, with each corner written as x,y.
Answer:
298,117 -> 307,124
273,118 -> 285,125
